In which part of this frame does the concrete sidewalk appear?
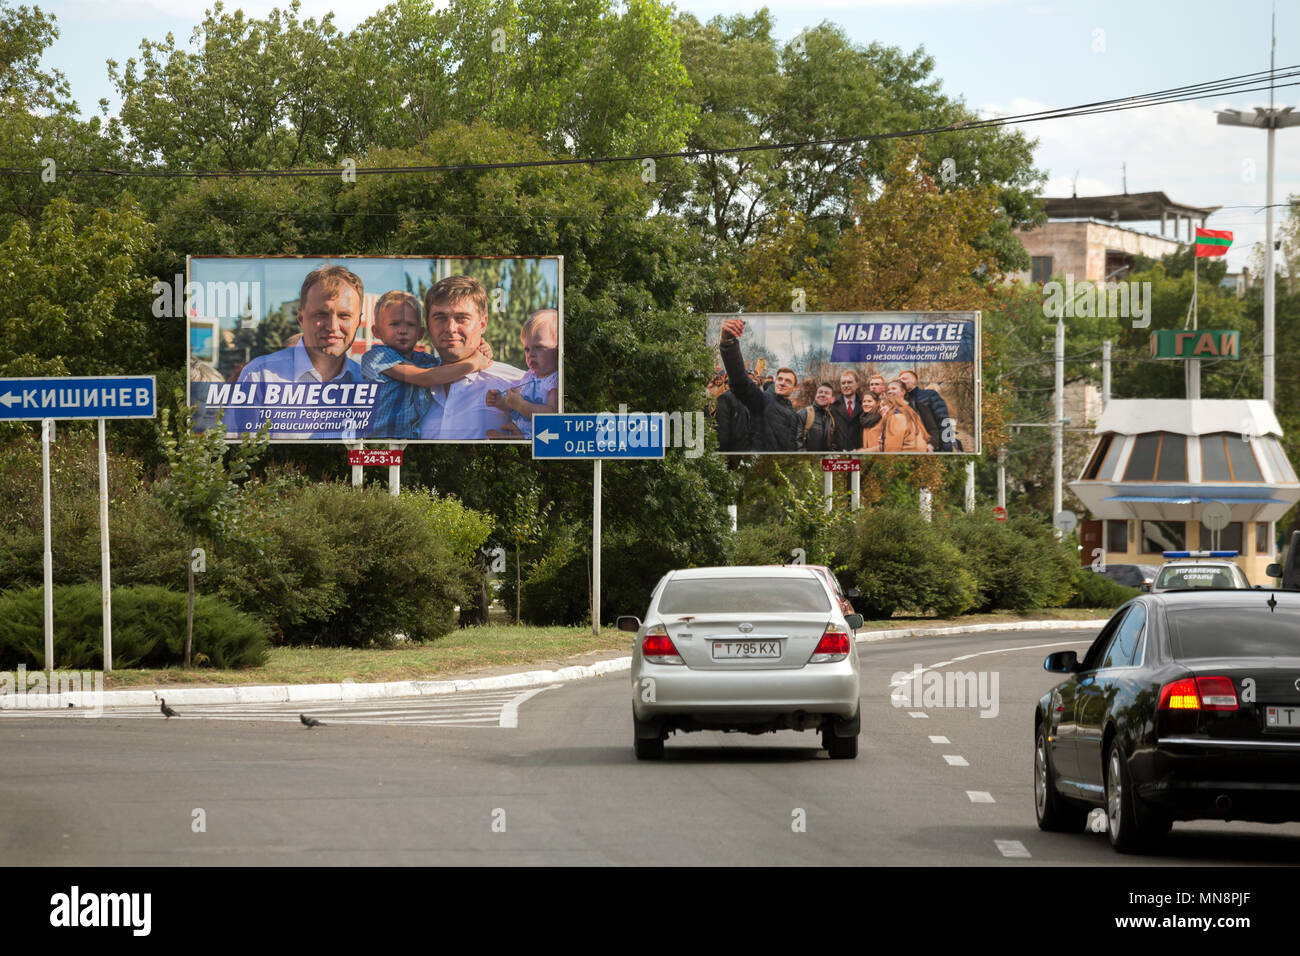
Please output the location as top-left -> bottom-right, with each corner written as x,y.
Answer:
3,618 -> 1107,711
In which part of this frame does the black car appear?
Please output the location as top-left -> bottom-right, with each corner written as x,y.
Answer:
1034,589 -> 1300,852
1095,563 -> 1158,590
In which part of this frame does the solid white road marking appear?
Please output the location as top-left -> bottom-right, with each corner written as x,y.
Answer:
499,684 -> 560,728
907,711 -> 929,719
928,735 -> 949,744
966,791 -> 995,803
995,840 -> 1031,858
943,754 -> 969,766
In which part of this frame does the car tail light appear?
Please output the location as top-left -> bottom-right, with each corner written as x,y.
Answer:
642,625 -> 683,665
810,625 -> 851,663
1195,676 -> 1239,710
1158,676 -> 1238,711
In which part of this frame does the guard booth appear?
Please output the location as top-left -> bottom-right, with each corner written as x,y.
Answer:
1070,399 -> 1300,584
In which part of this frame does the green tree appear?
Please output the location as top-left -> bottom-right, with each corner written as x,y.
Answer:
156,394 -> 269,666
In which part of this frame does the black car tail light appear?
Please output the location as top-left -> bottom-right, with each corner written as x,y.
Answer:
1158,676 -> 1238,711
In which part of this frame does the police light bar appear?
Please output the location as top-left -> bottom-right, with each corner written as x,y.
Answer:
1162,551 -> 1239,559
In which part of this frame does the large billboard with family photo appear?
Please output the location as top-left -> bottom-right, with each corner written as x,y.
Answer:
185,255 -> 562,442
706,312 -> 980,455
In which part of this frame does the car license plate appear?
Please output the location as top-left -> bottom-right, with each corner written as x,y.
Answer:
712,640 -> 781,660
1265,706 -> 1300,729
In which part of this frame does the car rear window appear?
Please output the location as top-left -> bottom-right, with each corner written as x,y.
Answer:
1167,608 -> 1300,658
657,577 -> 831,614
1157,566 -> 1238,589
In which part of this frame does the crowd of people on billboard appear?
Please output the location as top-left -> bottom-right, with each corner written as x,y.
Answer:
710,316 -> 962,454
192,263 -> 559,441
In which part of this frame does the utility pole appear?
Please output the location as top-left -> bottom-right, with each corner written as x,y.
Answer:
1216,14 -> 1299,409
1053,317 -> 1064,527
1101,340 -> 1111,411
996,445 -> 1006,509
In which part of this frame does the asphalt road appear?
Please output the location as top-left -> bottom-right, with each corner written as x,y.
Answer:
3,627 -> 1299,866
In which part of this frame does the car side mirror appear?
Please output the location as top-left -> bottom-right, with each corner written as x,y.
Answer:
1044,651 -> 1079,674
617,615 -> 641,632
844,588 -> 861,599
845,613 -> 863,629
1267,563 -> 1283,578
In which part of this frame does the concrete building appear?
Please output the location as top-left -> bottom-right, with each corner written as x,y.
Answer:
1070,400 -> 1300,584
1010,192 -> 1219,284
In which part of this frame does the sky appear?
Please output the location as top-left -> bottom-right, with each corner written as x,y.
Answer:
35,0 -> 1300,271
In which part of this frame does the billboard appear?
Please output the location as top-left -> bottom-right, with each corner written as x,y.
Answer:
184,256 -> 562,442
706,312 -> 980,455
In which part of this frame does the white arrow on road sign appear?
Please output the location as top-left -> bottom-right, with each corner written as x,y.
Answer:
536,428 -> 558,443
0,392 -> 17,408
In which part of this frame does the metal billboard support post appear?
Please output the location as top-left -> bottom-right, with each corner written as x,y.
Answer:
42,418 -> 54,672
593,459 -> 601,636
851,461 -> 861,511
823,468 -> 833,514
388,443 -> 404,497
98,418 -> 112,672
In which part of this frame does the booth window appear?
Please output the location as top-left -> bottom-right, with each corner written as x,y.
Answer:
1201,433 -> 1263,482
1142,521 -> 1185,553
1256,522 -> 1271,554
1199,521 -> 1242,553
1123,432 -> 1187,481
1106,519 -> 1129,552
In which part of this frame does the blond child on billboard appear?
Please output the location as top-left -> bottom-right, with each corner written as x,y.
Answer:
361,290 -> 493,439
485,308 -> 560,440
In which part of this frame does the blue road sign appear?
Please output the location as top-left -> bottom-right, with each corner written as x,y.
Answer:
532,412 -> 666,460
0,376 -> 157,421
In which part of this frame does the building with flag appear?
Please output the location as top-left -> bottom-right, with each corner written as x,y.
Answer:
1011,191 -> 1219,284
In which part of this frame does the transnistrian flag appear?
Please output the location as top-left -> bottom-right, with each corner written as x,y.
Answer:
1194,227 -> 1233,257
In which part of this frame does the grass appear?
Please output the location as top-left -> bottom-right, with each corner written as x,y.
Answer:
99,609 -> 1114,689
102,624 -> 631,689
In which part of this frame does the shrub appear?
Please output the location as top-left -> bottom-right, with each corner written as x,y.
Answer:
520,533 -> 590,626
843,506 -> 977,619
945,511 -> 1075,612
211,482 -> 489,646
0,583 -> 269,669
731,520 -> 805,567
1066,567 -> 1139,609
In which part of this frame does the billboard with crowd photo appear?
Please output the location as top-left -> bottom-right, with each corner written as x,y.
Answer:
706,312 -> 980,455
183,255 -> 562,443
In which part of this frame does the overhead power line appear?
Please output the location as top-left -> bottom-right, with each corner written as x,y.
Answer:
0,66 -> 1296,181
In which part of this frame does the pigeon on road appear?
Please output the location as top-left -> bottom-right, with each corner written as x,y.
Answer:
160,699 -> 179,718
300,714 -> 324,728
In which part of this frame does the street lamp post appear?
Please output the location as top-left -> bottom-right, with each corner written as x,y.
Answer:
1216,105 -> 1300,409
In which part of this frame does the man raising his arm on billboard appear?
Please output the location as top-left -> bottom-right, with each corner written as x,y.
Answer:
718,317 -> 799,452
419,275 -> 528,441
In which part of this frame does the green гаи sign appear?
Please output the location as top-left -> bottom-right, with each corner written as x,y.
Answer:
1149,329 -> 1240,360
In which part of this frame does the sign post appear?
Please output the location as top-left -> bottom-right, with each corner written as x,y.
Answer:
0,376 -> 158,672
532,412 -> 667,634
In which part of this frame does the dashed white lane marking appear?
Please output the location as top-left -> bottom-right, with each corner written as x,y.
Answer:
907,711 -> 929,719
943,754 -> 969,766
4,687 -> 561,729
928,735 -> 949,744
966,791 -> 995,803
995,839 -> 1031,858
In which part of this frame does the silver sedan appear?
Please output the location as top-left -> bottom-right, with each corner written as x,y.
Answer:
620,566 -> 862,760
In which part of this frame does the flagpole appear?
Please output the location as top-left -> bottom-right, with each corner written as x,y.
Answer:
1189,239 -> 1200,400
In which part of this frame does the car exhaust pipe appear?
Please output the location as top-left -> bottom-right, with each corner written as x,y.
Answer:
1215,794 -> 1233,812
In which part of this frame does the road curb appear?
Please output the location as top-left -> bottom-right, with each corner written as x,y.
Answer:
855,618 -> 1109,644
4,618 -> 1108,711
